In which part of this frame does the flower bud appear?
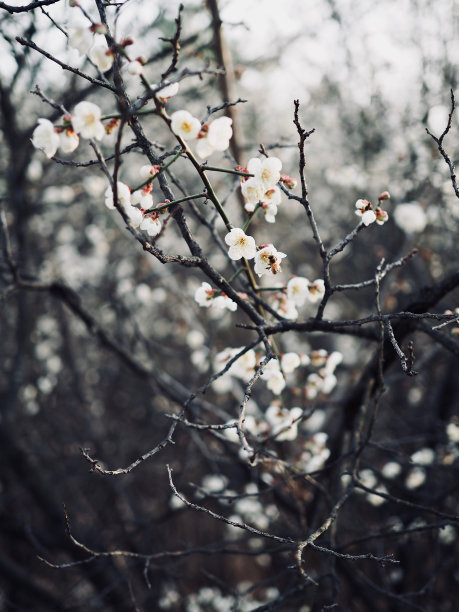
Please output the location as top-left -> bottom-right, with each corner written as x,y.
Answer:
90,23 -> 108,35
378,190 -> 391,201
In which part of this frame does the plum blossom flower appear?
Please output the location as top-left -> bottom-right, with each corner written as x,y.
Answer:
68,25 -> 93,56
355,199 -> 376,226
131,188 -> 154,210
194,283 -> 237,312
194,282 -> 215,307
375,207 -> 389,225
281,352 -> 301,374
170,110 -> 201,140
254,245 -> 287,277
71,101 -> 105,141
58,127 -> 79,153
261,187 -> 282,223
127,60 -> 144,75
125,205 -> 143,227
31,119 -> 60,158
89,44 -> 114,72
104,182 -> 131,210
272,294 -> 298,319
196,116 -> 233,159
287,276 -> 310,307
224,228 -> 257,260
139,165 -> 161,180
261,359 -> 285,395
154,81 -> 179,101
265,405 -> 303,441
307,279 -> 325,303
248,157 -> 282,190
241,177 -> 265,208
140,215 -> 161,236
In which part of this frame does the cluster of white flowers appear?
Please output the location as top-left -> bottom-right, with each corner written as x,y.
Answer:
298,432 -> 331,472
241,157 -> 283,222
32,101 -> 106,158
254,244 -> 287,277
214,347 -> 257,383
287,276 -> 325,306
170,111 -> 232,158
104,180 -> 162,235
265,405 -> 303,441
68,24 -> 114,72
354,194 -> 389,227
304,350 -> 342,399
194,282 -> 237,312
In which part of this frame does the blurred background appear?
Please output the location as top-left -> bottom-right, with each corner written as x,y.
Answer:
1,0 -> 459,610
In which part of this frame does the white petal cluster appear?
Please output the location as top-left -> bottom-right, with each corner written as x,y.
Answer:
127,60 -> 144,76
104,182 -> 144,228
194,282 -> 237,312
241,157 -> 283,216
170,110 -> 201,140
31,119 -> 60,159
131,189 -> 154,210
140,215 -> 162,236
72,101 -> 105,141
355,199 -> 376,226
59,128 -> 79,153
261,187 -> 282,223
281,352 -> 301,373
287,276 -> 325,306
224,228 -> 257,261
89,44 -> 114,72
196,116 -> 233,159
298,433 -> 331,472
265,405 -> 303,441
261,359 -> 285,395
254,245 -> 287,277
215,347 -> 256,381
248,157 -> 282,190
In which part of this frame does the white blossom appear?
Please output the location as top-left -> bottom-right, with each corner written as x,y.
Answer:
31,119 -> 60,158
281,352 -> 301,373
261,359 -> 285,395
207,116 -> 233,151
125,205 -> 143,227
446,421 -> 459,443
127,60 -> 143,75
254,245 -> 287,277
154,81 -> 179,100
393,202 -> 427,233
241,176 -> 265,206
307,279 -> 325,303
224,228 -> 257,260
68,25 -> 93,56
195,137 -> 215,160
265,405 -> 303,441
89,44 -> 114,72
247,157 -> 282,190
131,189 -> 154,210
72,101 -> 105,141
194,282 -> 215,307
140,215 -> 161,236
355,199 -> 376,226
58,128 -> 79,153
381,461 -> 402,479
212,294 -> 237,312
287,276 -> 310,307
104,182 -> 131,210
170,110 -> 201,140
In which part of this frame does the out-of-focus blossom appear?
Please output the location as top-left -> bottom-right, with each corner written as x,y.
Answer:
281,352 -> 301,373
194,282 -> 215,308
68,25 -> 93,55
447,421 -> 459,443
287,276 -> 310,306
265,405 -> 303,441
212,294 -> 237,312
170,110 -> 201,140
241,176 -> 265,207
127,59 -> 144,75
140,215 -> 161,236
224,228 -> 257,260
31,119 -> 60,158
154,81 -> 179,101
307,279 -> 325,303
72,101 -> 105,140
104,182 -> 131,210
254,245 -> 287,277
261,359 -> 285,395
375,207 -> 389,225
125,205 -> 143,227
139,165 -> 161,180
393,202 -> 427,233
89,44 -> 114,72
